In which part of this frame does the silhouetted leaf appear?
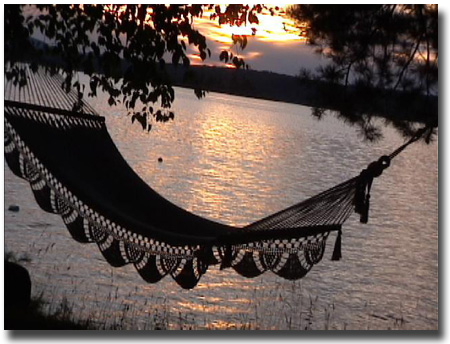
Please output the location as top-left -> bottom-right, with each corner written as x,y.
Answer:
219,50 -> 229,62
248,13 -> 259,24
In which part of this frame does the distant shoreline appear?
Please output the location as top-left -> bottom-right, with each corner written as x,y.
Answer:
168,65 -> 438,126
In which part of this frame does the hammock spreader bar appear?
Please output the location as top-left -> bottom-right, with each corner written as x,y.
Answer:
4,65 -> 425,289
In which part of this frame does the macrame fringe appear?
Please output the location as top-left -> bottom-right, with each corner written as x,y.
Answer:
331,229 -> 342,261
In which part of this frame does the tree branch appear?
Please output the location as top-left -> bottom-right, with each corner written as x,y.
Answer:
393,35 -> 422,91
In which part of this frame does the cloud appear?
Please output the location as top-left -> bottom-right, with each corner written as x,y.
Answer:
188,8 -> 323,76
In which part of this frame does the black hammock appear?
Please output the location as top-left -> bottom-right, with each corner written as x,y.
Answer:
4,66 -> 426,289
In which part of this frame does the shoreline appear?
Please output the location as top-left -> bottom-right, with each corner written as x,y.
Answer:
168,65 -> 438,127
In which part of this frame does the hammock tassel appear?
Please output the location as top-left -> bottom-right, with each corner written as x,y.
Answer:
331,228 -> 342,261
195,245 -> 214,272
360,176 -> 373,223
360,193 -> 370,224
220,244 -> 233,270
354,181 -> 366,215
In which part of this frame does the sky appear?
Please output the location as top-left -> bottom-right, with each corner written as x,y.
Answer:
25,4 -> 323,77
185,5 -> 325,76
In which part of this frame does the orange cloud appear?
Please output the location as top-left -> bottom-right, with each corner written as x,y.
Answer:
193,6 -> 305,45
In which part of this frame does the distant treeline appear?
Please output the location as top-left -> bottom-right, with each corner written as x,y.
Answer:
167,64 -> 438,126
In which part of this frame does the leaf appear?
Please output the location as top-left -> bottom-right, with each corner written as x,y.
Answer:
194,88 -> 206,99
182,56 -> 190,68
242,35 -> 248,49
219,50 -> 228,63
249,12 -> 259,24
168,87 -> 175,102
172,51 -> 180,66
155,110 -> 162,122
91,42 -> 100,56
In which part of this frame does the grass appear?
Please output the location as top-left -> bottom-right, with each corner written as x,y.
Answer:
5,251 -> 91,330
5,295 -> 95,330
4,251 -> 408,330
4,287 -> 406,330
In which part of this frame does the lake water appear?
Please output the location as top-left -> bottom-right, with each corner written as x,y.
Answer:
4,87 -> 438,330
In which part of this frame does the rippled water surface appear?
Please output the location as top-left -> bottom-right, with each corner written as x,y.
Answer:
5,87 -> 438,329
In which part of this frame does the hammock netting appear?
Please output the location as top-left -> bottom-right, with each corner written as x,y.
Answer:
4,65 -> 421,289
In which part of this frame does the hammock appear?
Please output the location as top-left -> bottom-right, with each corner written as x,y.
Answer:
4,65 -> 425,289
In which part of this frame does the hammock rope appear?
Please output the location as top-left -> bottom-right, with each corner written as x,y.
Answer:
4,64 -> 426,289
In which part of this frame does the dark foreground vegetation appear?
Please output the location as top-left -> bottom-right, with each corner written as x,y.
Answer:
5,298 -> 92,330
